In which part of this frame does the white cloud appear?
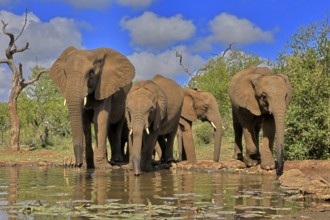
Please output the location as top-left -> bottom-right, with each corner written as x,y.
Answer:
117,0 -> 154,8
208,13 -> 275,45
127,47 -> 204,82
121,11 -> 196,50
0,10 -> 84,102
0,67 -> 11,102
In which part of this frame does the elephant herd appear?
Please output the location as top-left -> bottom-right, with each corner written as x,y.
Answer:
49,47 -> 292,176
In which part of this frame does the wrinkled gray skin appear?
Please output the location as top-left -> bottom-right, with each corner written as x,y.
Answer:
49,46 -> 135,168
228,66 -> 292,175
178,88 -> 222,162
126,75 -> 184,175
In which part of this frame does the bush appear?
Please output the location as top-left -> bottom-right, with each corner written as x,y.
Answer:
193,122 -> 214,145
276,17 -> 329,160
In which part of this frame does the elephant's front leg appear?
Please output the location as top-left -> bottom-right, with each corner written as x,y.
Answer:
232,111 -> 243,161
180,119 -> 196,162
260,116 -> 276,170
242,126 -> 260,167
93,99 -> 112,168
163,129 -> 178,163
141,134 -> 158,172
83,110 -> 94,168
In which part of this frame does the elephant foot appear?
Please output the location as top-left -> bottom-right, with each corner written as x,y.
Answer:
243,155 -> 259,167
260,161 -> 276,170
233,153 -> 243,161
94,157 -> 112,169
111,154 -> 124,163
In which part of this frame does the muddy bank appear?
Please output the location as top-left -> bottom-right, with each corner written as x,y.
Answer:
173,160 -> 330,200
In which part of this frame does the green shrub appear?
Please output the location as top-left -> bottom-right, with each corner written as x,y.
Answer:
193,122 -> 214,145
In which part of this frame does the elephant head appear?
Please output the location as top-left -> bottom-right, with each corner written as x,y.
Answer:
126,80 -> 167,175
181,88 -> 222,162
49,46 -> 135,166
229,66 -> 292,174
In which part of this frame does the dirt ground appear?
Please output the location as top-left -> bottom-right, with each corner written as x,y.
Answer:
0,148 -> 329,219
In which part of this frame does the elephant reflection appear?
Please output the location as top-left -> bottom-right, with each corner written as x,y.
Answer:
49,47 -> 135,168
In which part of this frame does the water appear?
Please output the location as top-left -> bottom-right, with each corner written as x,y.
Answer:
0,166 -> 303,219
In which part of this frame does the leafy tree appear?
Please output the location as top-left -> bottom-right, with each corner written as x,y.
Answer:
18,67 -> 70,147
275,17 -> 329,160
224,50 -> 271,75
0,103 -> 9,145
190,50 -> 268,136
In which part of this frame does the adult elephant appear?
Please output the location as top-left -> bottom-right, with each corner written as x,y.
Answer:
49,46 -> 135,168
178,88 -> 222,162
125,75 -> 184,175
228,66 -> 292,175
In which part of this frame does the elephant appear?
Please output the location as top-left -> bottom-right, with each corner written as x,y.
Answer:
228,66 -> 292,175
125,74 -> 184,175
49,46 -> 135,168
178,88 -> 222,162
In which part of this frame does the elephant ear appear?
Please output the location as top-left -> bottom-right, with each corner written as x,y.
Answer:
230,67 -> 261,116
93,48 -> 135,100
153,83 -> 167,129
49,46 -> 77,95
181,89 -> 198,121
278,74 -> 292,107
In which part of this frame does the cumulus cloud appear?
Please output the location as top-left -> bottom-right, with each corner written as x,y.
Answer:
0,10 -> 84,102
208,13 -> 275,45
127,47 -> 204,82
121,11 -> 196,50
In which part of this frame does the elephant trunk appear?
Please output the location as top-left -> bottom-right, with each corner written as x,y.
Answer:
131,122 -> 144,176
66,79 -> 86,167
273,107 -> 286,175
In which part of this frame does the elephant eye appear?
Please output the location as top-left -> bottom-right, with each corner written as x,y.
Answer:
203,105 -> 209,112
149,106 -> 155,113
260,93 -> 267,101
88,70 -> 95,77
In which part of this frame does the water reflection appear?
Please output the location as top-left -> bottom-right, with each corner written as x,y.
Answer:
0,167 -> 303,219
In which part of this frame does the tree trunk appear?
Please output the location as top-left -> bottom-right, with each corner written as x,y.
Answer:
8,80 -> 21,151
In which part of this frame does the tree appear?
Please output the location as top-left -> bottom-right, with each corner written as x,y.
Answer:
18,67 -> 70,147
275,16 -> 329,160
0,13 -> 48,151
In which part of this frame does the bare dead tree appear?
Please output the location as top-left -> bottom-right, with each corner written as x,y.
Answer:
176,43 -> 233,88
0,12 -> 49,151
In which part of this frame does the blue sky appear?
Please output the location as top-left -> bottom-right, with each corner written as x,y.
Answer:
0,0 -> 328,102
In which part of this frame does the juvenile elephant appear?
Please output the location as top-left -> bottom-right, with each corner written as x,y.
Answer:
178,88 -> 222,162
49,46 -> 135,168
125,75 -> 184,175
228,66 -> 292,174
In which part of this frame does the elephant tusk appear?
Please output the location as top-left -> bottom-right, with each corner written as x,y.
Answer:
145,127 -> 150,135
129,128 -> 133,136
63,99 -> 66,106
211,121 -> 217,130
84,97 -> 87,106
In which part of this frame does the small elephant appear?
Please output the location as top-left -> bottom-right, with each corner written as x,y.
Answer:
126,75 -> 184,175
49,46 -> 135,168
228,66 -> 292,174
178,88 -> 222,162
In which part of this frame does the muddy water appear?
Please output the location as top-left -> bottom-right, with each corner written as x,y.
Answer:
0,167 -> 303,219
